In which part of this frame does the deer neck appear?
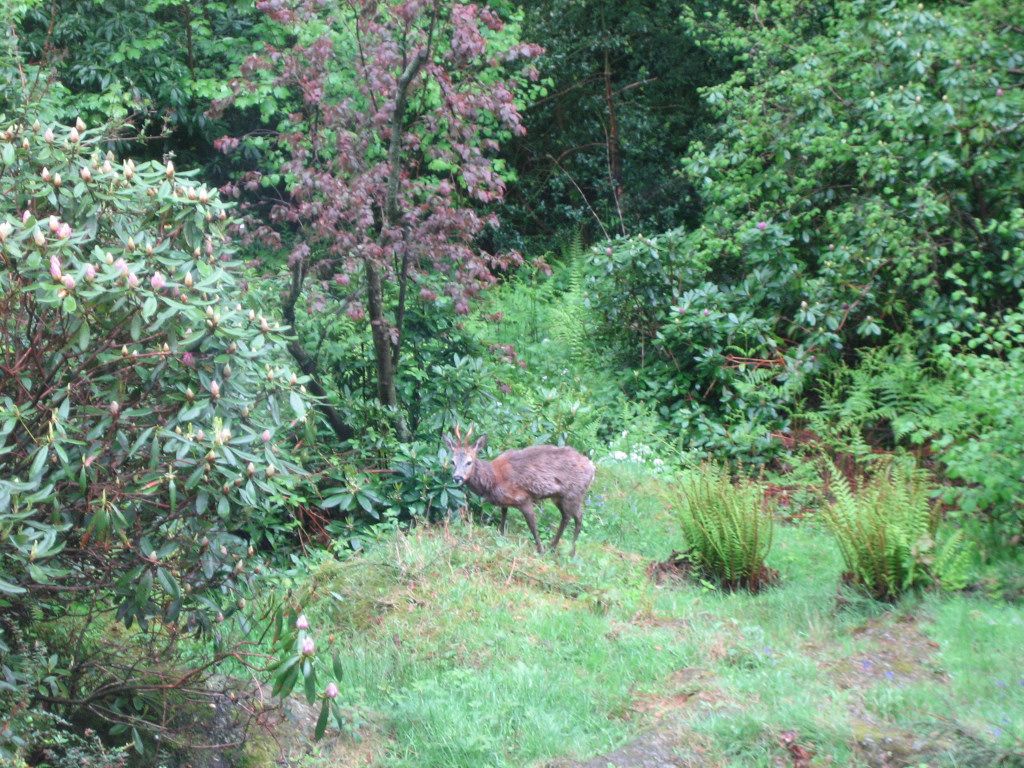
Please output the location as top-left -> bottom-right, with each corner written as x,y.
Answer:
466,458 -> 497,501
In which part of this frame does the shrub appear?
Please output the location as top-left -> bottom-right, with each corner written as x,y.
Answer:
0,112 -> 319,755
674,465 -> 777,591
585,1 -> 1024,461
823,463 -> 970,601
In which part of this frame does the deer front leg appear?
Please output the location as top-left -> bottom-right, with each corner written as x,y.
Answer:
550,502 -> 570,553
563,497 -> 584,557
519,502 -> 543,554
499,507 -> 508,535
570,512 -> 583,557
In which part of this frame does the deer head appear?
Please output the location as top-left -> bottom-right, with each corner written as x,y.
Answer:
443,424 -> 488,485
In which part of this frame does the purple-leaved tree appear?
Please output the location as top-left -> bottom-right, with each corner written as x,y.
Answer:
214,0 -> 542,439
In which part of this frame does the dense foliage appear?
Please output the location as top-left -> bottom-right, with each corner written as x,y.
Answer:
497,0 -> 736,244
17,0 -> 267,166
586,0 -> 1024,460
3,0 -> 1024,762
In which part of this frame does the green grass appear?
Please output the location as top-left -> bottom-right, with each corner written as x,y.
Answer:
285,464 -> 1024,768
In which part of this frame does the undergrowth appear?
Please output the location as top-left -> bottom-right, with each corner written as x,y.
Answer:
265,464 -> 1024,768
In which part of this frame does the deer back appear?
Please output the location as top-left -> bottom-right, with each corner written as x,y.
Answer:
491,445 -> 595,502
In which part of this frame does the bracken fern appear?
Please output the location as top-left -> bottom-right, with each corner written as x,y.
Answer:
824,462 -> 970,601
675,465 -> 777,591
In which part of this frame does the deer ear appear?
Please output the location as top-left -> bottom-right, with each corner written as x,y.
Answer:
473,434 -> 488,453
443,435 -> 456,450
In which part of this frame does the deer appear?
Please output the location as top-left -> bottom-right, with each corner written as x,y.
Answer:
443,425 -> 596,556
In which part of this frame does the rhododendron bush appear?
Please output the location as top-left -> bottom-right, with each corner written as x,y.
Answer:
0,115 -> 318,751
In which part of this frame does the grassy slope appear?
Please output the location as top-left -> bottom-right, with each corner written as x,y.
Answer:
287,464 -> 1024,768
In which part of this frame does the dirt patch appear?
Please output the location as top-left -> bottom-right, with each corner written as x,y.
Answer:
544,729 -> 707,768
628,668 -> 716,721
648,552 -> 697,584
828,614 -> 948,689
648,551 -> 779,593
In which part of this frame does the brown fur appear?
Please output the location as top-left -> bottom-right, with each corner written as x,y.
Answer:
446,435 -> 596,555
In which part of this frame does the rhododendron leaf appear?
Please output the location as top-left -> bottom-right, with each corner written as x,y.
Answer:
314,698 -> 329,740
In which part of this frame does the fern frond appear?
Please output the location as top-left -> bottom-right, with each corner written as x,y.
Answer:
823,462 -> 969,601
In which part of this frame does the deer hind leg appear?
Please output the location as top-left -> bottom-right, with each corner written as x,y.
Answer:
499,507 -> 508,535
519,502 -> 543,554
549,498 -> 571,553
565,496 -> 584,557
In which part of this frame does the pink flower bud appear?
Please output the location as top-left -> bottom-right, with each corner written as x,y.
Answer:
996,88 -> 1005,97
44,128 -> 54,143
84,263 -> 97,281
0,221 -> 11,242
209,380 -> 220,398
114,258 -> 129,275
80,166 -> 92,182
57,223 -> 72,239
48,215 -> 60,232
184,272 -> 193,288
50,255 -> 62,280
182,351 -> 195,368
21,210 -> 31,223
300,637 -> 315,656
41,167 -> 51,182
33,229 -> 46,247
109,401 -> 120,417
296,614 -> 310,630
150,271 -> 166,291
61,274 -> 76,291
75,116 -> 86,132
127,272 -> 140,289
757,221 -> 768,231
325,682 -> 339,699
165,160 -> 175,178
261,429 -> 271,443
67,127 -> 80,144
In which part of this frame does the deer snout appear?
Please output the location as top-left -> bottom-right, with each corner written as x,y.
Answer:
452,472 -> 466,485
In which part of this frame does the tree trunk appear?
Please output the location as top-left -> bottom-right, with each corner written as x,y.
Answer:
603,48 -> 626,235
365,46 -> 427,441
364,257 -> 409,440
363,257 -> 399,410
